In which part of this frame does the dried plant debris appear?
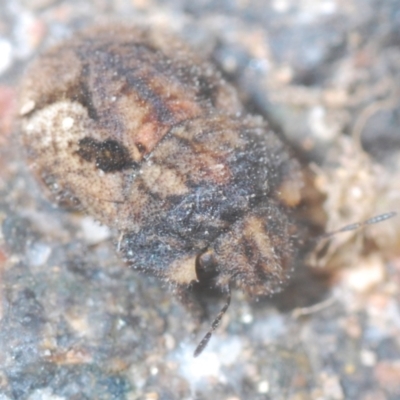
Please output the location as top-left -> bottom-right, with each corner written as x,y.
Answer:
310,135 -> 400,271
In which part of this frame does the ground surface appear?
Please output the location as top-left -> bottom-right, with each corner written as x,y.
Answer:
0,1 -> 400,399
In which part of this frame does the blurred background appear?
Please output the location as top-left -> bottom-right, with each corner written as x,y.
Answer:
0,1 -> 400,399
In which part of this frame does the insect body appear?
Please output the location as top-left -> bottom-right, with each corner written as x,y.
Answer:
19,25 -> 305,355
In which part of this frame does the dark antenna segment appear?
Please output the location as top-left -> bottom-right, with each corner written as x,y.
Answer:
194,286 -> 232,357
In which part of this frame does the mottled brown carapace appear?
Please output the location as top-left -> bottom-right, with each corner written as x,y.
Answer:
19,24 -> 304,355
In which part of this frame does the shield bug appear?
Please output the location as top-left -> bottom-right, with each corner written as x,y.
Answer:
18,24 -> 393,356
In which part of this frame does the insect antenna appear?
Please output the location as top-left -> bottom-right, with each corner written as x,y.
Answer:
309,211 -> 397,266
193,285 -> 232,357
317,211 -> 397,241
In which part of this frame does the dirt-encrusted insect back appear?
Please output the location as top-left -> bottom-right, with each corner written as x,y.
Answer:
17,24 -> 338,356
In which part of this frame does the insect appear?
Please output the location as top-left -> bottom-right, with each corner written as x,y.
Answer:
18,24 -> 394,357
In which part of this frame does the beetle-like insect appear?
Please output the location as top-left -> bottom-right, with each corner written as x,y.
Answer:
18,24 -> 394,356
